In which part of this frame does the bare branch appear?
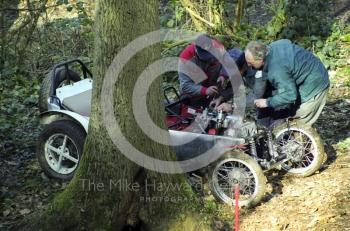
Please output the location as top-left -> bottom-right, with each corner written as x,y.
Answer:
1,4 -> 60,12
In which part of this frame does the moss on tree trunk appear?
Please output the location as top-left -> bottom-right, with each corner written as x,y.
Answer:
19,1 -> 213,230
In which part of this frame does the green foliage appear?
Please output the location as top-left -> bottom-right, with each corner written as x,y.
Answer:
203,200 -> 217,213
281,0 -> 332,39
312,22 -> 350,71
0,0 -> 94,79
34,16 -> 94,72
0,1 -> 95,144
159,0 -> 350,89
266,0 -> 287,39
337,137 -> 350,150
160,0 -> 186,28
0,75 -> 39,137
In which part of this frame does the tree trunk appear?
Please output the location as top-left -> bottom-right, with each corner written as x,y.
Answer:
19,0 -> 212,230
0,0 -> 20,73
234,0 -> 245,32
0,0 -> 4,72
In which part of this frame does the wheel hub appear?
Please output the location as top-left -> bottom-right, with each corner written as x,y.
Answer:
282,140 -> 304,162
228,168 -> 250,189
44,134 -> 79,175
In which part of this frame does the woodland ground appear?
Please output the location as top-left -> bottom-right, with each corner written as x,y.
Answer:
0,92 -> 349,231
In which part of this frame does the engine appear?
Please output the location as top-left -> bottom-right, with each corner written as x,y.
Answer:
188,109 -> 258,139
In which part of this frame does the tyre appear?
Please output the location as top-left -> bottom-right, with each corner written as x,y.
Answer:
39,68 -> 81,113
273,121 -> 326,177
209,151 -> 266,207
37,120 -> 86,180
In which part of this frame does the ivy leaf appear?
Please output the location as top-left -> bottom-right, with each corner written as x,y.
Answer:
310,35 -> 318,41
316,40 -> 323,48
67,6 -> 74,12
57,0 -> 69,4
167,19 -> 175,28
340,34 -> 350,42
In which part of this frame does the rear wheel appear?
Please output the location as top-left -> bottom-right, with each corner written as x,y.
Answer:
209,151 -> 266,207
37,120 -> 86,180
39,68 -> 81,113
273,122 -> 325,177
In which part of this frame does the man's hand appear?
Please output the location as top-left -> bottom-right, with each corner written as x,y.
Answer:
205,86 -> 219,96
217,102 -> 233,112
209,96 -> 224,109
217,76 -> 227,88
254,99 -> 268,108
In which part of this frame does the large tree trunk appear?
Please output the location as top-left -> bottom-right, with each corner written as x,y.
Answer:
19,0 -> 212,230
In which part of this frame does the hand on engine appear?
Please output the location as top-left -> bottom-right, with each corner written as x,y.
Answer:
209,96 -> 224,109
205,86 -> 219,96
217,102 -> 233,112
217,76 -> 227,89
254,99 -> 268,108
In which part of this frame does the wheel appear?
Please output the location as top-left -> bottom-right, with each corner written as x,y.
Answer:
39,68 -> 81,113
209,151 -> 266,207
273,121 -> 326,177
37,120 -> 86,180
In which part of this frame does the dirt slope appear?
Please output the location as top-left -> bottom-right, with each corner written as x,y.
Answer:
239,100 -> 350,231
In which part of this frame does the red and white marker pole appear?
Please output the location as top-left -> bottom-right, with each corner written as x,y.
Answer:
234,184 -> 240,231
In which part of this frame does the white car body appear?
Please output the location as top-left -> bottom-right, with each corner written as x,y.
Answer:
40,78 -> 92,133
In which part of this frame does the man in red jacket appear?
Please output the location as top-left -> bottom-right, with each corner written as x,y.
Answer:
178,34 -> 228,107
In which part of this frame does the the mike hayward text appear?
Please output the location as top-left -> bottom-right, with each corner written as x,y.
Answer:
80,178 -> 202,193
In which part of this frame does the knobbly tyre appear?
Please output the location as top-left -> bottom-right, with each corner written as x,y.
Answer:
37,59 -> 326,208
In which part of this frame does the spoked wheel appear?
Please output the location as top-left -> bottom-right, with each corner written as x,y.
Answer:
37,120 -> 86,180
273,122 -> 325,177
209,151 -> 266,207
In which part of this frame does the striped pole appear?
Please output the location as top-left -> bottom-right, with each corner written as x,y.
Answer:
234,184 -> 240,231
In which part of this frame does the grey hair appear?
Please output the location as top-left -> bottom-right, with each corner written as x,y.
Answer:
245,41 -> 268,60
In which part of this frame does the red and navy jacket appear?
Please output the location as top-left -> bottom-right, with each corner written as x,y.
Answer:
178,40 -> 228,97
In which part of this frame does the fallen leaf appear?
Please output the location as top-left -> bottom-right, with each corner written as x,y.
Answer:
3,209 -> 10,217
5,161 -> 17,166
19,208 -> 31,215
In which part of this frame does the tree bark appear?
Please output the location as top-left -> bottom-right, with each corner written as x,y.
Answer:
0,0 -> 20,73
234,0 -> 245,32
18,0 -> 212,230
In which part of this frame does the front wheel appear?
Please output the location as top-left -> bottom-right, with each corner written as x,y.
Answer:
37,120 -> 86,180
209,151 -> 266,208
273,122 -> 326,177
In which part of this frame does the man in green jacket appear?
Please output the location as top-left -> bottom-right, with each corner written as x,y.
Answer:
245,39 -> 330,126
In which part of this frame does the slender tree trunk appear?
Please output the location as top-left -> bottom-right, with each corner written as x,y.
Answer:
234,0 -> 245,32
0,0 -> 4,72
15,0 -> 48,68
0,0 -> 20,74
18,0 -> 212,230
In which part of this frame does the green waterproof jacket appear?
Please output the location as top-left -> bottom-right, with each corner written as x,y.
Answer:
263,39 -> 330,108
